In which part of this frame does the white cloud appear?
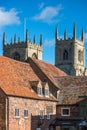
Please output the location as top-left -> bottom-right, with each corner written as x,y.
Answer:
0,7 -> 20,28
32,4 -> 63,24
44,38 -> 55,46
84,33 -> 87,42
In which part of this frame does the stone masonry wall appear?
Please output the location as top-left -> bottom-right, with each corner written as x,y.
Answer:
8,96 -> 57,130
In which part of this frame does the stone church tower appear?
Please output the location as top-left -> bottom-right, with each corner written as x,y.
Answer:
3,29 -> 42,61
55,24 -> 86,76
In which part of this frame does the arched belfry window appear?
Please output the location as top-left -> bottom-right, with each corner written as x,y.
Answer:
32,53 -> 38,59
13,52 -> 20,61
63,50 -> 68,60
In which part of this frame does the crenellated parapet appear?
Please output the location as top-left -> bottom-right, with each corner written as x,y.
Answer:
3,29 -> 43,61
55,23 -> 84,44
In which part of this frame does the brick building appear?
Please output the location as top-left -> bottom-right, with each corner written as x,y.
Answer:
0,56 -> 66,130
50,76 -> 87,130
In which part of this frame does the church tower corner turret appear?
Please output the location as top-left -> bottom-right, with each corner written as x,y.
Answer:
3,32 -> 6,46
25,29 -> 29,44
73,23 -> 76,40
40,34 -> 42,46
55,26 -> 58,43
64,29 -> 66,40
81,28 -> 84,42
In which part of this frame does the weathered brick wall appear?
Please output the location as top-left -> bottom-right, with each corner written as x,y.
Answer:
0,90 -> 6,130
8,96 -> 57,130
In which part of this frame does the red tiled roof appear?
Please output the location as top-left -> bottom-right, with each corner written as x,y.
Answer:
0,56 -> 39,99
28,57 -> 67,88
0,56 -> 65,101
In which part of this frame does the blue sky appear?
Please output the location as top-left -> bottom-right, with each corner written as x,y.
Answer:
0,0 -> 87,65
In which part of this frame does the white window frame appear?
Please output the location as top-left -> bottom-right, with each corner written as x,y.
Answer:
37,87 -> 42,96
57,90 -> 60,99
15,108 -> 20,118
47,113 -> 50,119
61,108 -> 70,116
24,109 -> 28,118
36,128 -> 41,130
40,110 -> 44,119
45,88 -> 49,97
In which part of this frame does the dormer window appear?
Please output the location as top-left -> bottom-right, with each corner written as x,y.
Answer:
57,90 -> 60,99
45,87 -> 49,97
37,87 -> 42,96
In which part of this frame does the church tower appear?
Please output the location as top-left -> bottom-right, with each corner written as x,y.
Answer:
3,29 -> 43,61
55,24 -> 85,76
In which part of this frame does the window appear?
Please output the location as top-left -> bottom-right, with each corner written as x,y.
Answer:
63,50 -> 68,60
45,88 -> 49,97
61,108 -> 70,116
13,52 -> 20,61
47,113 -> 50,119
32,53 -> 38,59
37,87 -> 42,96
40,110 -> 44,119
24,109 -> 28,118
36,128 -> 41,130
57,90 -> 60,99
15,108 -> 20,117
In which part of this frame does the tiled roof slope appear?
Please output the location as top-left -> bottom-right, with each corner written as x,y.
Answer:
28,57 -> 67,88
55,76 -> 87,104
0,56 -> 39,98
0,56 -> 66,100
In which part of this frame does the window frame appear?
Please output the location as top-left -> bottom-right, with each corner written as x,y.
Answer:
24,108 -> 28,118
15,108 -> 20,118
37,87 -> 42,96
40,110 -> 44,119
47,112 -> 50,119
61,108 -> 70,116
45,87 -> 49,97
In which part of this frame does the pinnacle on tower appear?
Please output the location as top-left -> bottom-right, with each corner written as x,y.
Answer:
18,37 -> 20,43
81,28 -> 84,42
40,34 -> 42,46
64,29 -> 66,40
3,32 -> 6,45
14,34 -> 16,44
73,23 -> 76,40
55,26 -> 58,40
10,38 -> 12,44
33,35 -> 36,44
26,29 -> 29,43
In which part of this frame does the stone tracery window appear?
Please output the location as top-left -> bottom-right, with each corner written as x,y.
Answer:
32,53 -> 38,59
78,50 -> 83,62
63,50 -> 68,60
13,52 -> 20,61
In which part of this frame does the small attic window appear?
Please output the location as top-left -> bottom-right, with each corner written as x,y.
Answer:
37,87 -> 42,96
57,90 -> 60,99
45,87 -> 49,97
